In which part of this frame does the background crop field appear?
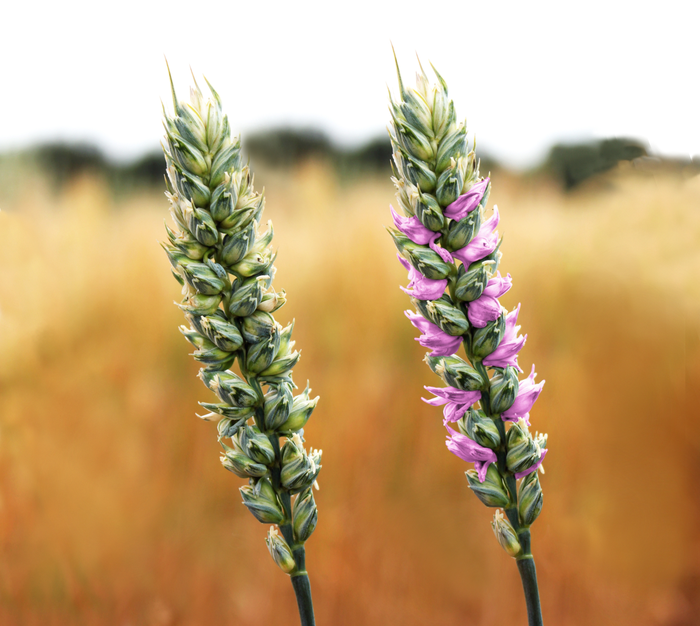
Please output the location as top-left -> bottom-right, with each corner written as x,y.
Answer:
0,163 -> 698,625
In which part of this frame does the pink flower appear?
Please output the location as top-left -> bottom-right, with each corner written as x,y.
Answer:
390,206 -> 454,264
444,178 -> 490,222
514,448 -> 547,480
422,385 -> 481,424
397,255 -> 447,300
451,206 -> 500,268
445,426 -> 497,482
405,310 -> 462,357
467,272 -> 512,328
390,206 -> 438,246
483,304 -> 527,372
501,365 -> 545,425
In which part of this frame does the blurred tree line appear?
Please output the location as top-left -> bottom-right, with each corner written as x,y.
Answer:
0,131 -> 697,197
540,138 -> 647,189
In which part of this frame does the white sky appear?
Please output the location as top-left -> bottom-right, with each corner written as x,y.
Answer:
2,0 -> 698,168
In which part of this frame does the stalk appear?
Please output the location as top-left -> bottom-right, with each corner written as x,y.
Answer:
385,53 -> 548,625
160,70 -> 320,625
516,544 -> 543,626
290,561 -> 316,626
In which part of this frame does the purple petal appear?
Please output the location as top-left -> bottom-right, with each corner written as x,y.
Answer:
451,230 -> 499,267
442,402 -> 463,423
401,277 -> 447,300
423,386 -> 481,404
396,245 -> 449,301
481,205 -> 500,234
419,331 -> 462,357
445,427 -> 497,477
422,386 -> 480,425
474,460 -> 490,483
418,320 -> 462,355
444,178 -> 490,222
466,272 -> 511,328
502,304 -> 522,343
467,294 -> 502,328
422,395 -> 449,408
405,310 -> 431,333
429,240 -> 454,264
443,401 -> 477,424
482,272 -> 512,298
396,254 -> 411,272
483,304 -> 526,371
483,334 -> 527,371
406,311 -> 462,357
514,448 -> 548,480
390,206 -> 439,246
451,206 -> 501,268
399,259 -> 448,300
501,365 -> 545,422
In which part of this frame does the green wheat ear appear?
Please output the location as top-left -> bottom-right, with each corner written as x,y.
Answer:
161,68 -> 318,626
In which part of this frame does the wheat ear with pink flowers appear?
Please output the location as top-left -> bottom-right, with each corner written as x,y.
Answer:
386,55 -> 547,626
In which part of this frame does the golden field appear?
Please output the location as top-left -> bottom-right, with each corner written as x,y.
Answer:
0,163 -> 698,625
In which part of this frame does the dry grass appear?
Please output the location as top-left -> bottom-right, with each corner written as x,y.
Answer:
0,163 -> 698,625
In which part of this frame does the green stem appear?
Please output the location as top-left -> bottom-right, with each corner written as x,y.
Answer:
516,548 -> 543,626
290,546 -> 316,626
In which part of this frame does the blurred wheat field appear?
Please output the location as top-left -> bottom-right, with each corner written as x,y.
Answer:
0,164 -> 698,625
